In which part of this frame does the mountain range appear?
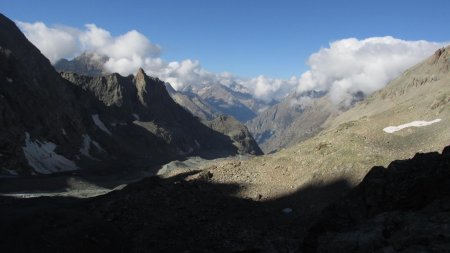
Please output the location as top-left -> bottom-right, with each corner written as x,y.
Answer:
55,53 -> 273,123
0,13 -> 261,176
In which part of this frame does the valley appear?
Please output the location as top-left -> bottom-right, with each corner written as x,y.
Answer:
0,4 -> 449,252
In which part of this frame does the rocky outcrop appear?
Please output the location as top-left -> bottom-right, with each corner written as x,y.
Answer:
302,146 -> 450,253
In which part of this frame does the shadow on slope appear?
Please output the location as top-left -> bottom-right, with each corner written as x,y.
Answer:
0,170 -> 352,253
1,146 -> 448,252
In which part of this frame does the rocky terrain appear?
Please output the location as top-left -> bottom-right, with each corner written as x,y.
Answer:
0,13 -> 261,176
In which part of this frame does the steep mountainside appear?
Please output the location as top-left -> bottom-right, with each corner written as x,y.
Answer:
0,13 -> 95,175
0,13 -> 260,176
246,91 -> 341,153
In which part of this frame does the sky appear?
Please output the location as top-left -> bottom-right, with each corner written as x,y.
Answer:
1,0 -> 450,102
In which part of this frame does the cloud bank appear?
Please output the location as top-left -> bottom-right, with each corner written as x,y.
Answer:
297,37 -> 444,105
18,21 -> 445,103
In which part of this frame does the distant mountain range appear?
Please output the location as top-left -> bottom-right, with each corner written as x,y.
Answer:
55,53 -> 273,123
0,13 -> 261,176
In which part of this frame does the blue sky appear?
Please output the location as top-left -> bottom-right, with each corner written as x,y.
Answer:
2,0 -> 449,79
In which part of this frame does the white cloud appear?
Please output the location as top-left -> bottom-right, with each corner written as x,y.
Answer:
297,37 -> 445,105
16,20 -> 296,101
243,75 -> 298,101
17,22 -> 79,63
17,21 -> 160,65
17,21 -> 446,104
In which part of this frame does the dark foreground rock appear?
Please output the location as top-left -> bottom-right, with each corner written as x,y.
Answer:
302,146 -> 450,253
0,147 -> 448,252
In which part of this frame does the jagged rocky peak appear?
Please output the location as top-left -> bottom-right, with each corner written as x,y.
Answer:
132,67 -> 169,107
135,67 -> 149,106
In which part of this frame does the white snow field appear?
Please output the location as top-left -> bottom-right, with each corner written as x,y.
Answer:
383,119 -> 442,133
22,132 -> 79,174
92,114 -> 112,135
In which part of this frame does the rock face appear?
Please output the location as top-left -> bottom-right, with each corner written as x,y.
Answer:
0,13 -> 261,176
302,146 -> 450,253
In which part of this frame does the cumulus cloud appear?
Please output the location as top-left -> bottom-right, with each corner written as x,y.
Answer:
297,37 -> 445,105
17,21 -> 160,65
243,75 -> 298,101
18,22 -> 80,63
17,21 -> 446,103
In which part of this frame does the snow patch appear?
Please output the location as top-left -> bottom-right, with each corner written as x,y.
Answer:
92,114 -> 112,135
132,113 -> 140,120
80,134 -> 105,159
6,77 -> 13,83
62,129 -> 67,135
383,119 -> 442,133
22,132 -> 79,174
